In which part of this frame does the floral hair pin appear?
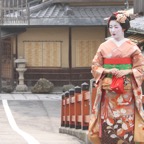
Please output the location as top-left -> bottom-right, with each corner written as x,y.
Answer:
114,11 -> 129,23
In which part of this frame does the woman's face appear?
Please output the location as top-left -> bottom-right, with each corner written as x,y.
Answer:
109,20 -> 124,41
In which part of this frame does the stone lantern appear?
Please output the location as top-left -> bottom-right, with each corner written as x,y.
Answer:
15,57 -> 28,92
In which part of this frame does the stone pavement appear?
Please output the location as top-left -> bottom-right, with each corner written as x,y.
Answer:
0,93 -> 62,101
0,93 -> 85,144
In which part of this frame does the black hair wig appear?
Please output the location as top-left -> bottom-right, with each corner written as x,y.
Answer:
107,14 -> 130,32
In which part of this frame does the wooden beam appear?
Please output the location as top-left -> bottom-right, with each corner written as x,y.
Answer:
44,0 -> 133,3
43,0 -> 133,6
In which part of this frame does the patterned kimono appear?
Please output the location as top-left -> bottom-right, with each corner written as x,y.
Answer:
91,38 -> 144,144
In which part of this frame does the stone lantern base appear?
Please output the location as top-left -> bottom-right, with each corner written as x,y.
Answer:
15,57 -> 28,92
15,84 -> 28,92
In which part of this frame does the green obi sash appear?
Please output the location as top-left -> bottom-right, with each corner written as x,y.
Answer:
103,64 -> 132,78
104,64 -> 132,70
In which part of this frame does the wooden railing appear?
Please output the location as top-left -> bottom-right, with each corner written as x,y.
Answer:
61,79 -> 144,131
0,0 -> 29,25
61,79 -> 96,130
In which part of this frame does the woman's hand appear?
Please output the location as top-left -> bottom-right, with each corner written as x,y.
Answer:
104,68 -> 119,74
114,69 -> 132,77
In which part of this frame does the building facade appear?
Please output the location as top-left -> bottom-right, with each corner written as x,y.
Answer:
0,0 -> 133,88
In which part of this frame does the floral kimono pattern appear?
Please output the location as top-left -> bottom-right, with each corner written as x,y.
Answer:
91,38 -> 144,144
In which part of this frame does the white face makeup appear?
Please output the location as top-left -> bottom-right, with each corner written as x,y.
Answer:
109,20 -> 125,41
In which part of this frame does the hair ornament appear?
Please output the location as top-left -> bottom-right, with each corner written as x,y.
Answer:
114,11 -> 130,23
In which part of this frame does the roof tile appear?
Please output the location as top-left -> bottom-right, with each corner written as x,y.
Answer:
129,16 -> 144,34
3,2 -> 126,26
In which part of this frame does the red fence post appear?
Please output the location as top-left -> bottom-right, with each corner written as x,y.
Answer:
81,82 -> 89,130
74,86 -> 81,129
69,89 -> 75,128
61,93 -> 65,127
64,91 -> 69,127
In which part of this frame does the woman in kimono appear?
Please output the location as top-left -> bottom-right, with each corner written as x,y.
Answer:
91,11 -> 144,144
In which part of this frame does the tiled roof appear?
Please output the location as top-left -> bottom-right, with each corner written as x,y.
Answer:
3,1 -> 126,26
29,3 -> 125,26
129,16 -> 144,34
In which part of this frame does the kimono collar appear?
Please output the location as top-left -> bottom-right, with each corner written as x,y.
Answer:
111,38 -> 129,47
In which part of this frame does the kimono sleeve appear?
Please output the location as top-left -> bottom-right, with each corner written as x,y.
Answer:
91,46 -> 105,84
132,46 -> 144,87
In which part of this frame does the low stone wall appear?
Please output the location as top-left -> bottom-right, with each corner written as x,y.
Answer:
59,127 -> 91,144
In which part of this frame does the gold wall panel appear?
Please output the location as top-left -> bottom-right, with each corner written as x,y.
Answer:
76,40 -> 99,67
24,42 -> 42,67
43,42 -> 61,67
24,41 -> 61,67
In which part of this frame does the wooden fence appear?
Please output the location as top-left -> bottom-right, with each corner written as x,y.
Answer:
61,79 -> 144,131
61,79 -> 96,130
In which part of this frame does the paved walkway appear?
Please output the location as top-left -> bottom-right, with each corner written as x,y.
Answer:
0,93 -> 84,144
0,93 -> 62,101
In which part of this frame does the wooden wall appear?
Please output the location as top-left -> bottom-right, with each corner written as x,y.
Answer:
14,27 -> 104,86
